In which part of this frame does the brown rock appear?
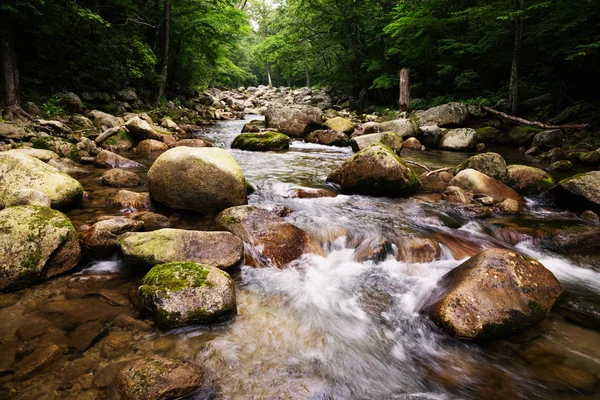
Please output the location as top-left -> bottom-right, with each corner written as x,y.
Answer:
101,169 -> 141,187
403,137 -> 422,150
169,138 -> 213,148
15,342 -> 61,379
69,321 -> 107,352
81,217 -> 144,257
288,187 -> 337,199
398,237 -> 440,263
113,190 -> 151,211
100,330 -> 133,359
448,169 -> 523,206
136,139 -> 169,153
94,150 -> 143,169
442,186 -> 472,204
419,171 -> 453,193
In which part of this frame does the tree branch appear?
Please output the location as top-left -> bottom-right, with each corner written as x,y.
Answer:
482,105 -> 588,130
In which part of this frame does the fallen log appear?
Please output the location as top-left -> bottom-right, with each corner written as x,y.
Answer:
482,105 -> 588,130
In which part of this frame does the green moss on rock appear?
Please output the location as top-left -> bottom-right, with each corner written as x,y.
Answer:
231,132 -> 290,151
141,262 -> 212,296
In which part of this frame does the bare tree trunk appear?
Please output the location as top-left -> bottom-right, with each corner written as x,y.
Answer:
399,68 -> 409,112
155,0 -> 171,105
287,75 -> 291,87
266,62 -> 273,88
0,18 -> 20,112
305,64 -> 310,87
508,0 -> 523,115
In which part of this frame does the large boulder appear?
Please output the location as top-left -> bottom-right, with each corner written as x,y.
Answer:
119,229 -> 244,270
305,129 -> 350,146
216,206 -> 322,268
117,355 -> 215,400
454,152 -> 508,181
139,262 -> 237,328
265,104 -> 322,137
421,248 -> 561,339
327,144 -> 418,197
506,165 -> 555,195
5,189 -> 51,208
553,171 -> 600,213
9,148 -> 59,162
448,169 -> 523,206
231,132 -> 290,151
415,102 -> 469,127
0,152 -> 84,209
350,132 -> 403,155
125,116 -> 164,142
148,147 -> 247,214
378,119 -> 418,138
439,128 -> 477,151
324,117 -> 354,135
0,206 -> 81,291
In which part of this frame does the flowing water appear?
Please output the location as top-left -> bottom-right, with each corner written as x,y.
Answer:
0,116 -> 599,399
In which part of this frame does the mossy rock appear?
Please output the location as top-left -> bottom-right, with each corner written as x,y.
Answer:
324,116 -> 354,134
506,165 -> 555,195
505,125 -> 543,146
0,151 -> 84,209
554,171 -> 600,213
0,205 -> 81,291
475,126 -> 500,144
103,129 -> 136,151
231,132 -> 290,151
32,136 -> 81,161
327,143 -> 419,197
455,152 -> 507,181
138,262 -> 237,328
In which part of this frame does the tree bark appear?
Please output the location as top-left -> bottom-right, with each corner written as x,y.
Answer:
508,0 -> 523,115
399,68 -> 409,112
155,0 -> 171,105
0,17 -> 20,111
305,64 -> 310,87
266,62 -> 273,88
482,105 -> 588,129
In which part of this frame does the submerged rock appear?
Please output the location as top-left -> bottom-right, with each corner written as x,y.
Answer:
216,205 -> 322,268
0,151 -> 83,209
327,144 -> 419,197
422,248 -> 561,339
0,206 -> 81,291
454,152 -> 507,181
119,229 -> 244,270
148,147 -> 247,214
117,355 -> 216,400
350,132 -> 403,154
139,262 -> 237,328
135,139 -> 169,153
305,129 -> 350,146
554,171 -> 600,213
505,165 -> 555,195
231,131 -> 290,151
265,104 -> 322,137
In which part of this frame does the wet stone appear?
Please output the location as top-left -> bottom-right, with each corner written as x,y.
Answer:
99,289 -> 130,307
100,330 -> 133,359
69,321 -> 107,353
15,342 -> 62,379
112,314 -> 153,332
0,292 -> 22,308
152,336 -> 175,354
93,360 -> 130,389
16,317 -> 51,341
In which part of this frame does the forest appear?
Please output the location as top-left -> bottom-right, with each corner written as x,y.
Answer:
2,0 -> 600,118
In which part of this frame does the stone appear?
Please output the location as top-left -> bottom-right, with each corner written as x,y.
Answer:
418,125 -> 443,147
38,119 -> 73,136
9,148 -> 59,162
442,186 -> 472,204
419,171 -> 453,193
169,138 -> 213,148
327,144 -> 419,197
506,126 -> 542,146
125,116 -> 164,141
95,126 -> 124,144
15,342 -> 61,379
448,169 -> 523,205
354,238 -> 393,263
100,330 -> 133,359
94,150 -> 143,169
398,238 -> 441,263
555,292 -> 600,330
117,355 -> 215,400
475,126 -> 500,144
82,92 -> 111,104
305,129 -> 350,146
47,158 -> 90,178
136,139 -> 168,153
288,187 -> 337,199
119,229 -> 244,271
0,151 -> 83,209
101,129 -> 136,152
113,191 -> 151,211
69,321 -> 107,353
554,171 -> 600,213
81,217 -> 144,257
455,152 -> 508,181
403,137 -> 422,150
439,128 -> 477,151
116,89 -> 138,102
416,102 -> 469,127
350,132 -> 403,154
241,119 -> 264,133
324,116 -> 354,134
378,119 -> 419,138
532,129 -> 564,149
582,210 -> 599,222
101,169 -> 141,187
32,136 -> 81,161
152,337 -> 175,354
127,211 -> 170,231
148,147 -> 247,214
265,104 -> 323,137
505,165 -> 555,195
496,198 -> 521,214
216,206 -> 323,268
0,122 -> 29,140
529,364 -> 597,393
533,148 -> 567,164
71,114 -> 93,127
545,160 -> 573,172
422,248 -> 561,339
0,206 -> 81,291
5,189 -> 51,207
231,132 -> 290,151
139,262 -> 237,328
89,110 -> 124,130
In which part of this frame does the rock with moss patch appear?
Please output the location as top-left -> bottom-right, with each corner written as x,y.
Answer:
553,171 -> 600,213
102,129 -> 136,152
0,152 -> 83,209
532,129 -> 564,149
305,129 -> 350,146
241,119 -> 264,133
81,217 -> 143,257
117,355 -> 215,400
439,128 -> 477,151
475,126 -> 500,144
32,136 -> 81,161
449,169 -> 523,207
6,189 -> 51,208
139,262 -> 236,328
94,150 -> 143,169
0,123 -> 30,140
416,102 -> 469,127
324,117 -> 354,135
101,169 -> 141,187
216,206 -> 323,268
120,229 -> 244,270
231,132 -> 290,151
455,152 -> 507,181
148,147 -> 247,214
125,117 -> 164,142
505,165 -> 555,195
0,205 -> 81,291
421,248 -> 561,339
265,104 -> 323,137
327,143 -> 418,197
350,132 -> 403,154
533,148 -> 567,164
545,160 -> 573,172
9,148 -> 59,162
378,119 -> 418,138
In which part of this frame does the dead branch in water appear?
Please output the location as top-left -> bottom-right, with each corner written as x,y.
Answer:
482,105 -> 588,130
426,167 -> 453,177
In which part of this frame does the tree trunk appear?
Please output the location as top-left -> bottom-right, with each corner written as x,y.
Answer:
0,18 -> 20,111
508,0 -> 523,115
287,75 -> 291,87
155,0 -> 171,105
266,62 -> 273,88
399,68 -> 409,112
305,64 -> 310,87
